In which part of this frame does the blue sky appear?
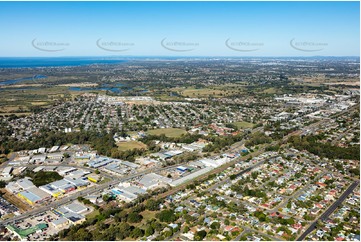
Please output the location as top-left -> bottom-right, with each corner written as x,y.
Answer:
0,1 -> 359,57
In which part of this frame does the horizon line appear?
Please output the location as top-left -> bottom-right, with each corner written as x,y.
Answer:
0,55 -> 359,58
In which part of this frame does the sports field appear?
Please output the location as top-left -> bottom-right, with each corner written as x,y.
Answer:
233,121 -> 254,129
117,141 -> 147,151
147,128 -> 187,137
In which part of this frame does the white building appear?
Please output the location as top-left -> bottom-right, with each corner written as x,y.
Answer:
137,173 -> 172,190
1,167 -> 13,177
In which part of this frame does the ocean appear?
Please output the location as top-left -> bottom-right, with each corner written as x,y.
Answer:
0,57 -> 125,68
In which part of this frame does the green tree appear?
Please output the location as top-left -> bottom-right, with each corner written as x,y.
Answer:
156,209 -> 176,223
194,230 -> 207,241
210,222 -> 220,230
103,194 -> 113,203
145,226 -> 154,237
146,199 -> 160,211
131,227 -> 144,238
117,222 -> 132,239
127,212 -> 143,223
163,229 -> 173,238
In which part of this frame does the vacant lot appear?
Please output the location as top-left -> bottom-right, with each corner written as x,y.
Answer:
0,189 -> 31,212
147,128 -> 187,137
30,101 -> 48,105
29,171 -> 63,187
117,141 -> 147,151
233,121 -> 254,129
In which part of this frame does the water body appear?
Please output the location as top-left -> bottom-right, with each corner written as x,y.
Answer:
69,86 -> 122,93
69,82 -> 129,93
0,57 -> 125,68
68,84 -> 149,94
0,75 -> 47,86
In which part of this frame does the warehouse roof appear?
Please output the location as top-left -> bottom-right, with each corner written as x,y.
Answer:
17,178 -> 35,190
64,202 -> 88,214
170,167 -> 213,187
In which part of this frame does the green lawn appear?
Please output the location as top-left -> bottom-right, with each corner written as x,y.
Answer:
86,209 -> 100,219
140,210 -> 157,220
233,121 -> 254,129
147,128 -> 187,138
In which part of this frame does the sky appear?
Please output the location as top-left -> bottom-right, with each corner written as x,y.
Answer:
0,1 -> 359,57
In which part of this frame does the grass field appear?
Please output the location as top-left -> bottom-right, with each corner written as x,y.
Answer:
0,106 -> 28,113
233,121 -> 254,129
127,131 -> 138,136
170,85 -> 245,99
0,86 -> 71,114
117,141 -> 147,151
100,177 -> 111,184
180,88 -> 226,98
86,209 -> 100,219
140,210 -> 157,223
262,87 -> 278,94
155,94 -> 184,101
147,128 -> 187,137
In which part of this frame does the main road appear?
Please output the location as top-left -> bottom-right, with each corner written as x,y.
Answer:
296,180 -> 359,241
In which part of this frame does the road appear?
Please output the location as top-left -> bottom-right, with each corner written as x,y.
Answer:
234,225 -> 284,241
296,180 -> 360,241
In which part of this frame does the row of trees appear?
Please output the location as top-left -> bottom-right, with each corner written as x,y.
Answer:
140,133 -> 202,145
110,147 -> 147,162
203,134 -> 245,153
0,128 -> 148,162
58,205 -> 176,240
56,189 -> 168,240
288,135 -> 360,160
0,129 -> 116,156
245,131 -> 272,147
167,152 -> 200,166
231,185 -> 267,198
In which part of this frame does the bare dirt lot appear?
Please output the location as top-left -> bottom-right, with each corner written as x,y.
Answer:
0,188 -> 32,212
